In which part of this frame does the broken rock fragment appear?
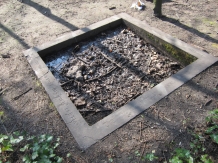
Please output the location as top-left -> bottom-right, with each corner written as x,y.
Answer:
66,61 -> 85,81
74,97 -> 86,106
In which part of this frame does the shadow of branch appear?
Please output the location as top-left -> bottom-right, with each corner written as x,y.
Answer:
161,16 -> 218,44
0,23 -> 30,49
22,0 -> 78,31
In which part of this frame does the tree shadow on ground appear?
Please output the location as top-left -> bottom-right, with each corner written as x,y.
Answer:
160,16 -> 218,44
1,0 -> 81,50
21,0 -> 78,31
0,23 -> 30,49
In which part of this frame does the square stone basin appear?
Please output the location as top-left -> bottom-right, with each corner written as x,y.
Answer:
23,13 -> 218,149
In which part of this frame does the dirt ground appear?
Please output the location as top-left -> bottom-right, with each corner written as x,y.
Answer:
0,0 -> 218,162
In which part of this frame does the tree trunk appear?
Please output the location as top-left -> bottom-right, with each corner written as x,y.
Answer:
153,0 -> 162,17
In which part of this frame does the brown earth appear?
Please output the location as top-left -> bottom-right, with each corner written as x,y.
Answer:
0,0 -> 218,162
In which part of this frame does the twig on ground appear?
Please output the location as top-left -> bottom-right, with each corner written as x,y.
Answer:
60,79 -> 73,86
204,99 -> 212,106
86,98 -> 106,110
77,56 -> 90,65
107,38 -> 123,43
86,66 -> 118,82
9,124 -> 17,135
0,118 -> 9,135
140,53 -> 152,80
1,54 -> 10,58
0,87 -> 9,96
100,52 -> 122,68
139,121 -> 142,140
147,53 -> 152,69
13,88 -> 32,101
72,52 -> 90,65
60,79 -> 80,86
138,143 -> 146,163
125,93 -> 140,105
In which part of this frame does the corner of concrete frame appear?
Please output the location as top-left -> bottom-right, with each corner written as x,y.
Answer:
23,13 -> 218,150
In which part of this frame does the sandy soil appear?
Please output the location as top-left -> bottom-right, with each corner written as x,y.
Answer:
0,0 -> 218,162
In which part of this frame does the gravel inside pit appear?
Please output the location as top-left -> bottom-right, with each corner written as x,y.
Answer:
44,25 -> 183,125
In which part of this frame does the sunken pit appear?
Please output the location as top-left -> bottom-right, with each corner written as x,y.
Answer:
44,25 -> 183,125
24,13 -> 218,149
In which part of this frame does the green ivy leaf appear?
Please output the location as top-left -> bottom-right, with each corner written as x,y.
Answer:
27,136 -> 35,141
169,156 -> 183,163
23,155 -> 31,163
190,142 -> 195,149
0,133 -> 62,163
202,147 -> 206,152
10,135 -> 24,144
49,154 -> 56,158
32,151 -> 39,160
210,134 -> 218,144
13,131 -> 21,136
205,116 -> 211,122
201,154 -> 213,163
108,158 -> 113,162
135,150 -> 140,157
46,136 -> 53,143
2,144 -> 13,152
39,134 -> 46,142
66,153 -> 71,158
20,144 -> 30,152
188,156 -> 194,163
0,135 -> 8,143
210,109 -> 218,115
175,148 -> 189,157
144,153 -> 158,161
171,148 -> 193,163
56,157 -> 63,163
32,143 -> 40,152
53,142 -> 59,149
206,125 -> 218,134
38,158 -> 51,163
0,111 -> 4,117
207,109 -> 218,123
